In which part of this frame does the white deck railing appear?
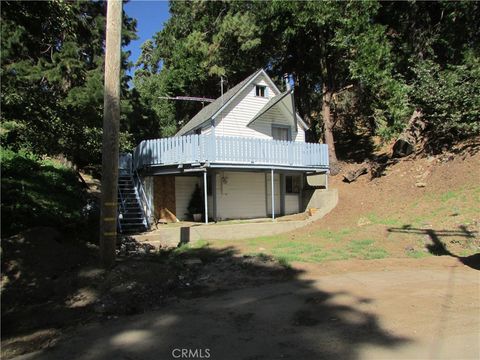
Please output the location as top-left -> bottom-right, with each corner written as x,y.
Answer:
132,134 -> 329,170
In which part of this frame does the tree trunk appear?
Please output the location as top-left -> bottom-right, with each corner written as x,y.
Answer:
322,85 -> 338,163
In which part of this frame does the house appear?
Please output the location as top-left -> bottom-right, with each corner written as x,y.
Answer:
118,69 -> 331,233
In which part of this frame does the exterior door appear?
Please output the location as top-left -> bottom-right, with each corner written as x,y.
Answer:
154,176 -> 177,222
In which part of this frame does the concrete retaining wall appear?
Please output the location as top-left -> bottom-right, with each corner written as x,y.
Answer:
134,188 -> 338,248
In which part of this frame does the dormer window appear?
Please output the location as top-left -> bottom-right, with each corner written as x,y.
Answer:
255,85 -> 267,97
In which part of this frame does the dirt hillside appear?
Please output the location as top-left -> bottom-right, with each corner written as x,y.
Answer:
305,146 -> 479,258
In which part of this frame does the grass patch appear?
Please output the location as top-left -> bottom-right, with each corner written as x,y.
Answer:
173,240 -> 210,254
367,213 -> 402,226
347,239 -> 389,260
313,228 -> 352,242
362,247 -> 389,260
217,230 -> 391,264
275,255 -> 292,268
246,235 -> 279,247
441,190 -> 460,203
348,239 -> 374,249
406,250 -> 430,259
192,239 -> 210,249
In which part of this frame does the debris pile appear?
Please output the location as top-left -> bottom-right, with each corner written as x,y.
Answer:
116,236 -> 155,257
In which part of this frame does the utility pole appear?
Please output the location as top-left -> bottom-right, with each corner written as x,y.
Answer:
100,0 -> 122,268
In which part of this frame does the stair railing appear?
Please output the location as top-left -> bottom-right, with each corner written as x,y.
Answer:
117,186 -> 127,234
133,169 -> 154,229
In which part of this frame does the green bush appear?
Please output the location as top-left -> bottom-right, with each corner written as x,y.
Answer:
1,149 -> 87,237
411,56 -> 480,147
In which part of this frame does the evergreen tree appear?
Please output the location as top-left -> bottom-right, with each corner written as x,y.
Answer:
1,0 -> 138,167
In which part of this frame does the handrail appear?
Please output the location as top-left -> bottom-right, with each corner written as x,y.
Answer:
117,187 -> 126,234
133,169 -> 154,228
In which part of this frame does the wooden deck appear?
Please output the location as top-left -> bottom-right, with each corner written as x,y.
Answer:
131,134 -> 329,171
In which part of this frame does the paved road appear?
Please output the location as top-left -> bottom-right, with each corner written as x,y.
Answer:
15,257 -> 480,360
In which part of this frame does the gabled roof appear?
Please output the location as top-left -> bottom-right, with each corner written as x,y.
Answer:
247,89 -> 308,130
176,68 -> 309,136
176,69 -> 263,136
247,89 -> 293,127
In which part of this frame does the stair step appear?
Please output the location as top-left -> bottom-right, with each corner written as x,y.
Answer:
117,175 -> 148,234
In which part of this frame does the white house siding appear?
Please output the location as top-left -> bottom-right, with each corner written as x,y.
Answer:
207,194 -> 213,219
142,176 -> 154,221
215,171 -> 266,220
285,194 -> 300,215
250,106 -> 305,142
201,125 -> 213,135
294,124 -> 305,142
175,176 -> 200,220
265,173 -> 281,216
212,75 -> 305,142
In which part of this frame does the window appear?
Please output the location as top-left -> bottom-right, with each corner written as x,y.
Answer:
255,85 -> 266,97
272,125 -> 291,141
286,175 -> 300,194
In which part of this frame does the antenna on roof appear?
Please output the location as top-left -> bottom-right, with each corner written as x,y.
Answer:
158,96 -> 215,108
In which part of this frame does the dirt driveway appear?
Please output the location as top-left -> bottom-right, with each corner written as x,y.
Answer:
13,257 -> 479,360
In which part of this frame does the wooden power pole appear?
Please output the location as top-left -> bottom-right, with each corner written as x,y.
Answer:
100,0 -> 122,268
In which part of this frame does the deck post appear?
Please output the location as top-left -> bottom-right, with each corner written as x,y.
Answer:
271,169 -> 275,221
203,171 -> 208,224
212,171 -> 217,222
280,173 -> 285,216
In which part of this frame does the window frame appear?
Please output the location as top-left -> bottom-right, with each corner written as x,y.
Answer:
285,175 -> 301,194
255,85 -> 267,98
271,124 -> 292,141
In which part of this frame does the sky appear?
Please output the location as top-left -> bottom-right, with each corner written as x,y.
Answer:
124,0 -> 171,75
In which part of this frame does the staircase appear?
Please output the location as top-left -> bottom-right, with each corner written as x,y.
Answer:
118,174 -> 148,234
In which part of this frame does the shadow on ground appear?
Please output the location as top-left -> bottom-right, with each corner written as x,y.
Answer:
2,231 -> 410,359
388,225 -> 480,270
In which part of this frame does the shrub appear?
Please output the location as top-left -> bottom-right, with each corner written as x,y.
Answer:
411,56 -> 480,148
